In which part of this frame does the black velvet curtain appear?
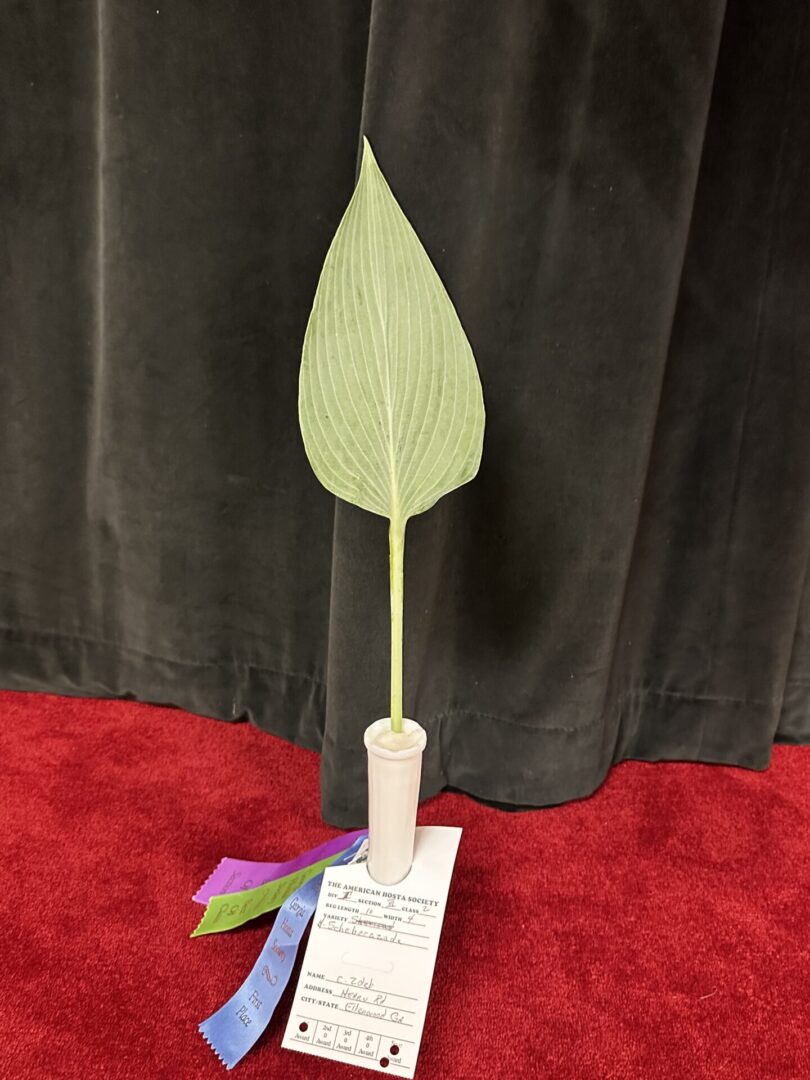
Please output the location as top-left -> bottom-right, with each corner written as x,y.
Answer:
2,1 -> 808,825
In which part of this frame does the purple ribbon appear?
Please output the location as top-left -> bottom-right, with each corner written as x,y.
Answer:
193,829 -> 367,905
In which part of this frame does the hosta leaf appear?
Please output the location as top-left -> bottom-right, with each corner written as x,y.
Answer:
299,138 -> 485,524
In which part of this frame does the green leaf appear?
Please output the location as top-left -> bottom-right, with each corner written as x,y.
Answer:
298,139 -> 486,733
298,137 -> 485,524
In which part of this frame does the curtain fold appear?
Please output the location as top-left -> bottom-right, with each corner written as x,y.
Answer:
1,0 -> 807,826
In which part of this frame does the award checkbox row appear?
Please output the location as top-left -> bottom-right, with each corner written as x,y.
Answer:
293,1017 -> 412,1063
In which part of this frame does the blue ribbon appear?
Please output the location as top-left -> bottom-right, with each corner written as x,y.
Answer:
199,833 -> 368,1070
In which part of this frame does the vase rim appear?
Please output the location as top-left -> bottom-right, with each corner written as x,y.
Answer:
364,717 -> 427,759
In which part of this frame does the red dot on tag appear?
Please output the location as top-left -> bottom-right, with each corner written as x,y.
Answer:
390,1045 -> 400,1055
380,1058 -> 390,1068
299,1022 -> 308,1032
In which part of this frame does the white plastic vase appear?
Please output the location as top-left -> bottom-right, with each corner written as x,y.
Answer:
364,717 -> 427,885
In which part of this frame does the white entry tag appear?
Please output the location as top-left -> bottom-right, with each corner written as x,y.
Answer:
282,826 -> 462,1076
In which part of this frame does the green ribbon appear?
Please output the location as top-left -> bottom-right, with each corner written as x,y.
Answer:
191,852 -> 344,937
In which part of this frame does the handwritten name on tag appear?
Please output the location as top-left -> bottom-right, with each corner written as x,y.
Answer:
282,826 -> 461,1077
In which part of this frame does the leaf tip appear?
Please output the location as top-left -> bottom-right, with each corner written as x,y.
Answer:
361,135 -> 378,171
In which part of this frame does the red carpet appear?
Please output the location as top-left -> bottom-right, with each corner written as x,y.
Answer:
1,690 -> 808,1079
